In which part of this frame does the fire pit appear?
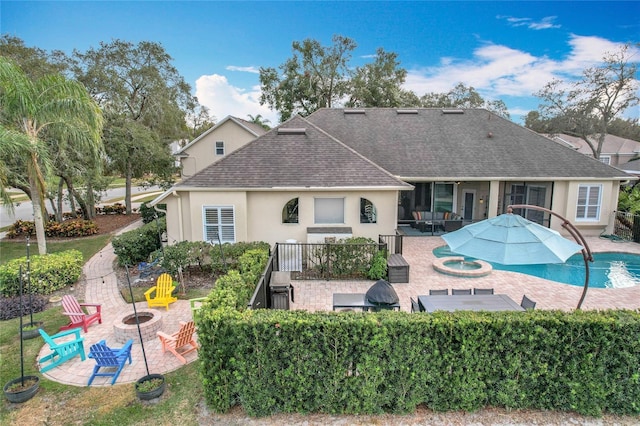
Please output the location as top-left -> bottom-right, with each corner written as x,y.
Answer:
113,309 -> 162,344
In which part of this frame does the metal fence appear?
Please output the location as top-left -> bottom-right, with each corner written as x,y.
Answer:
247,252 -> 275,310
613,210 -> 638,242
274,241 -> 385,280
379,233 -> 404,255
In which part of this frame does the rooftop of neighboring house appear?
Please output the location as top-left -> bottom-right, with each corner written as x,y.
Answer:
547,133 -> 640,163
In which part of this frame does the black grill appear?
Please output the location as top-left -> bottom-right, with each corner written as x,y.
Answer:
365,279 -> 399,307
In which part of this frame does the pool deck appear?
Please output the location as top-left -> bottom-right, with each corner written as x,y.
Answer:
290,236 -> 640,312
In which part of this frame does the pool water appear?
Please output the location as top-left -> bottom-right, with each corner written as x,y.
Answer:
433,246 -> 640,289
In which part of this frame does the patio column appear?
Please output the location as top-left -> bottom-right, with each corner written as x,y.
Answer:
487,180 -> 500,218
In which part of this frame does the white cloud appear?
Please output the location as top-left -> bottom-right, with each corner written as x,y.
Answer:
225,65 -> 260,74
195,74 -> 279,125
404,36 -> 631,101
497,15 -> 561,30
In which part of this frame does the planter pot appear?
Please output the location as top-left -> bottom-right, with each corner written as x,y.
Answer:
20,322 -> 44,340
135,374 -> 165,400
4,375 -> 40,403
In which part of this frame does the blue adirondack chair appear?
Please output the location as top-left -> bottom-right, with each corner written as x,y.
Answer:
38,328 -> 86,373
87,339 -> 134,385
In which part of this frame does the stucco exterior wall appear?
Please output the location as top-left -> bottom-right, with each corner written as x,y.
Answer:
180,120 -> 258,177
164,189 -> 398,246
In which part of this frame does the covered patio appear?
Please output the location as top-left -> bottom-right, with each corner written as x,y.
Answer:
289,236 -> 640,313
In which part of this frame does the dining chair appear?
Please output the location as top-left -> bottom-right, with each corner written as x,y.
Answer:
429,289 -> 449,295
521,295 -> 537,310
452,289 -> 472,295
474,288 -> 494,295
410,297 -> 421,312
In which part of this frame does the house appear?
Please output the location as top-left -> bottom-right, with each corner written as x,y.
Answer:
547,133 -> 640,168
174,115 -> 267,178
152,108 -> 630,247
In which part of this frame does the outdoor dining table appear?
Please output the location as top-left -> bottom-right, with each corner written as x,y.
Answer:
417,294 -> 525,313
332,293 -> 401,311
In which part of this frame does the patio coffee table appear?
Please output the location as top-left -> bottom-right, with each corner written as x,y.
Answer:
332,293 -> 400,311
417,294 -> 525,313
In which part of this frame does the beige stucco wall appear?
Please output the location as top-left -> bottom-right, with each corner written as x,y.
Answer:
180,120 -> 258,177
163,189 -> 399,246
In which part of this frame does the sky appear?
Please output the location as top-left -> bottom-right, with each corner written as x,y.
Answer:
2,1 -> 639,126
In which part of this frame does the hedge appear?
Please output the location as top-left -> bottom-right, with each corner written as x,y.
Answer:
0,250 -> 84,296
196,308 -> 640,417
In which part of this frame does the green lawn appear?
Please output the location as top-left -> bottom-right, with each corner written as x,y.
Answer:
0,235 -> 112,266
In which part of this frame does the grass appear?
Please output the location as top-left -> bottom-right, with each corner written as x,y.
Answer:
0,308 -> 204,425
0,235 -> 112,266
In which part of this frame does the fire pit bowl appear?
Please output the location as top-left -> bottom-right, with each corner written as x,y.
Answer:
113,309 -> 162,344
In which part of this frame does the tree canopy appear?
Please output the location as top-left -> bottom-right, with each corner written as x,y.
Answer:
531,43 -> 639,159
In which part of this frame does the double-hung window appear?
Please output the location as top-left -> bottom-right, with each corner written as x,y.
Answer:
215,141 -> 225,156
576,184 -> 601,221
203,206 -> 235,243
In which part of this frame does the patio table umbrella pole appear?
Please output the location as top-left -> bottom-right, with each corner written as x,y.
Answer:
125,265 -> 150,376
509,204 -> 594,309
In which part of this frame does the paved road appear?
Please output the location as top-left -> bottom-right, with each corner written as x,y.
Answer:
1,186 -> 162,229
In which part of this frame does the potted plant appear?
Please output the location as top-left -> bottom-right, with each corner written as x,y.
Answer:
3,375 -> 40,404
20,321 -> 43,340
135,374 -> 165,400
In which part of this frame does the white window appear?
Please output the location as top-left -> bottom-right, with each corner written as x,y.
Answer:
314,198 -> 344,224
203,206 -> 235,243
598,156 -> 611,165
576,185 -> 601,221
215,141 -> 224,156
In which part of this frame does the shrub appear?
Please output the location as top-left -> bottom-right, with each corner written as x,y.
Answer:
156,241 -> 211,276
112,218 -> 165,266
367,249 -> 388,280
96,203 -> 126,215
140,202 -> 166,224
0,295 -> 48,320
6,218 -> 98,238
0,250 -> 83,296
210,241 -> 271,274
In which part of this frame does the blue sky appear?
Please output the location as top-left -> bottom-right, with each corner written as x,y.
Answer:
2,1 -> 639,125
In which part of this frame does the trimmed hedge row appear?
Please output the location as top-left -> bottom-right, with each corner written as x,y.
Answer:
197,308 -> 640,417
0,250 -> 84,296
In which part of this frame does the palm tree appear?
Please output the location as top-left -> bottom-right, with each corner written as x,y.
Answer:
247,114 -> 271,130
0,57 -> 103,254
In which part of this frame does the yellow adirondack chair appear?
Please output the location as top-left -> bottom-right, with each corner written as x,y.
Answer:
157,320 -> 199,364
144,273 -> 177,310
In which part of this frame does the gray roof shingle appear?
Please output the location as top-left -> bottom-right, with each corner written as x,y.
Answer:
306,108 -> 628,180
177,115 -> 410,189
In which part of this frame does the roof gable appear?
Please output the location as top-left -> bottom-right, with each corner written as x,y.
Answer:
175,115 -> 267,155
177,115 -> 410,189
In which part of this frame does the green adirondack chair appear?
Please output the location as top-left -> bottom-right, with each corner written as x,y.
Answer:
38,328 -> 86,373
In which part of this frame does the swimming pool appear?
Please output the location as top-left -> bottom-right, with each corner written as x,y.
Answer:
433,246 -> 640,289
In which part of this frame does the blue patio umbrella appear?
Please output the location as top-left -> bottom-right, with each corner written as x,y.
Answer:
441,212 -> 583,265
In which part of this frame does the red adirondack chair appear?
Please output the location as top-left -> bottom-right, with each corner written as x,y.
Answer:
60,295 -> 102,333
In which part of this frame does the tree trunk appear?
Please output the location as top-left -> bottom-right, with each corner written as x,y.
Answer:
62,175 -> 90,220
28,166 -> 47,255
86,181 -> 96,219
125,161 -> 133,215
55,178 -> 64,222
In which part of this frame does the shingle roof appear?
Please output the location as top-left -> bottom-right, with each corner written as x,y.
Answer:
306,108 -> 628,180
176,115 -> 410,189
174,115 -> 267,155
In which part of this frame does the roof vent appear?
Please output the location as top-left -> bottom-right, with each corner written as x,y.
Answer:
442,109 -> 464,114
397,109 -> 418,114
344,109 -> 366,114
277,128 -> 306,135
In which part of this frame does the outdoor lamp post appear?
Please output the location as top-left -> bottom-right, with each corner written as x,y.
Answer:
509,204 -> 594,309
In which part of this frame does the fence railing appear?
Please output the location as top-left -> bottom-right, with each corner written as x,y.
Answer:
247,252 -> 275,310
613,210 -> 638,242
274,241 -> 385,280
379,233 -> 403,255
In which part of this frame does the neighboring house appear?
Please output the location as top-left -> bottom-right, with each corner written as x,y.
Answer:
547,133 -> 640,168
174,115 -> 267,178
152,108 -> 630,247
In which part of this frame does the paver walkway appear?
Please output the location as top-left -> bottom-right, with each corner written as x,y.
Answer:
37,220 -> 197,387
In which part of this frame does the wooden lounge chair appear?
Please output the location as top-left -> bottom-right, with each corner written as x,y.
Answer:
144,273 -> 177,310
88,339 -> 133,385
60,294 -> 102,333
38,328 -> 86,373
157,320 -> 199,364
